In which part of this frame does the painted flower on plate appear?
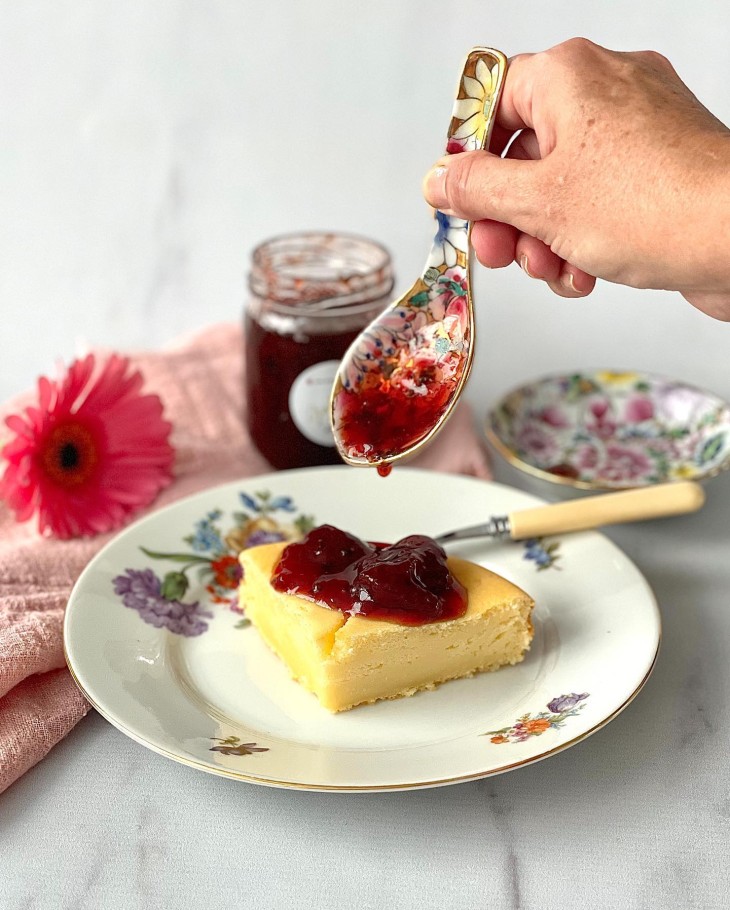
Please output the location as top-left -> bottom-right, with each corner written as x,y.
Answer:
113,568 -> 212,636
595,371 -> 639,386
586,397 -> 618,440
523,718 -> 552,735
523,538 -> 561,571
209,736 -> 269,756
451,57 -> 500,146
120,489 -> 315,626
486,693 -> 590,744
602,443 -> 653,483
244,528 -> 287,547
574,443 -> 600,473
624,395 -> 655,423
191,519 -> 225,553
515,423 -> 559,465
536,405 -> 570,429
656,384 -> 712,425
0,354 -> 174,538
210,555 -> 243,590
547,693 -> 589,713
669,462 -> 700,480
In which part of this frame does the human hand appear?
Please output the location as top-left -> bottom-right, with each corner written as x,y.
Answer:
423,39 -> 730,320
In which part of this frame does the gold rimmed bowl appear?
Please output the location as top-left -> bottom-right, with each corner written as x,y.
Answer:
486,370 -> 730,491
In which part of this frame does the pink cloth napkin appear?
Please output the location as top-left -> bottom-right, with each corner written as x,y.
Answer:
0,322 -> 491,794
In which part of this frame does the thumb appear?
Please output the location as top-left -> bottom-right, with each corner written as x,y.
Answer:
422,150 -> 543,230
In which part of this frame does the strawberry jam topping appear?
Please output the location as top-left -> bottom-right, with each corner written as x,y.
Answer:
270,524 -> 467,625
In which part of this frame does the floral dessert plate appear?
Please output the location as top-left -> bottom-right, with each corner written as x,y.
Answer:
487,370 -> 730,490
64,467 -> 660,792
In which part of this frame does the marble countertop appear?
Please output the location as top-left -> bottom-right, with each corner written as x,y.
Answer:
3,462 -> 729,910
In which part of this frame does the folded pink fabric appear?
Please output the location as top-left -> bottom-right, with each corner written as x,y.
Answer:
0,322 -> 491,793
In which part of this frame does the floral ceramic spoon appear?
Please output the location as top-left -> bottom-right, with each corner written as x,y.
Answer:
330,47 -> 507,475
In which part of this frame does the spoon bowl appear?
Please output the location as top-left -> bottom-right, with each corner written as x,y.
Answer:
330,47 -> 508,474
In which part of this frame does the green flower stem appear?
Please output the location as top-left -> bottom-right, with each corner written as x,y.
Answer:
140,548 -> 211,564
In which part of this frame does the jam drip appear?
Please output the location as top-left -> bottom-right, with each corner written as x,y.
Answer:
271,524 -> 467,625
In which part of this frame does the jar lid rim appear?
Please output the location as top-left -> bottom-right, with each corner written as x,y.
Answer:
249,231 -> 394,310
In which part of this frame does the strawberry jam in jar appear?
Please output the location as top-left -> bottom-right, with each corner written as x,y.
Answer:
245,233 -> 394,468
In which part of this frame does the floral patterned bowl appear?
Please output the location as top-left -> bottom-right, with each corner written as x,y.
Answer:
486,370 -> 730,490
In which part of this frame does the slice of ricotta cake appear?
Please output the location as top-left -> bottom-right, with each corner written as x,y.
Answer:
239,538 -> 534,713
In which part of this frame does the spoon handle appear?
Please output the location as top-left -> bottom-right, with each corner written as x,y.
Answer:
426,48 -> 508,271
508,481 -> 705,540
446,48 -> 508,154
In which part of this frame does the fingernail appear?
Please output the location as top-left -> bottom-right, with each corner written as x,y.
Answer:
519,254 -> 536,279
562,271 -> 578,293
423,165 -> 449,210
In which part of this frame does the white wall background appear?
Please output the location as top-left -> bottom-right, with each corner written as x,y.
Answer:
2,0 -> 729,413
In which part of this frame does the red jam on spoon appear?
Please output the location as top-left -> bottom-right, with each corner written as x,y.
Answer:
332,362 -> 460,475
271,524 -> 467,625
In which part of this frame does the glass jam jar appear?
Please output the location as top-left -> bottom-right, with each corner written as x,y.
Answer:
245,232 -> 394,469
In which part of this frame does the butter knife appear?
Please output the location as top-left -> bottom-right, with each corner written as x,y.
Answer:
435,480 -> 705,544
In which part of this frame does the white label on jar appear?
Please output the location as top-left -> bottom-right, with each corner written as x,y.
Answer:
288,360 -> 339,447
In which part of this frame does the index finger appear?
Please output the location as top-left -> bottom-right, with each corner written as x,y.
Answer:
485,54 -> 538,157
495,53 -> 538,133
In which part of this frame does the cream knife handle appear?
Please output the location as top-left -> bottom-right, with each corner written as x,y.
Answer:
508,481 -> 705,540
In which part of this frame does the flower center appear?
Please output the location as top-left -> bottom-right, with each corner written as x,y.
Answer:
59,442 -> 79,469
41,422 -> 99,488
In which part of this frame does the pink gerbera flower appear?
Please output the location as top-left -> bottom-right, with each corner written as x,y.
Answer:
0,354 -> 174,539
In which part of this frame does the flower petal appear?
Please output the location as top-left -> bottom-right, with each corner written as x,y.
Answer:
4,414 -> 33,438
452,114 -> 483,140
475,57 -> 490,90
462,75 -> 485,101
57,355 -> 95,416
452,98 -> 482,121
1,352 -> 174,539
37,376 -> 55,413
446,226 -> 469,253
426,247 -> 447,269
